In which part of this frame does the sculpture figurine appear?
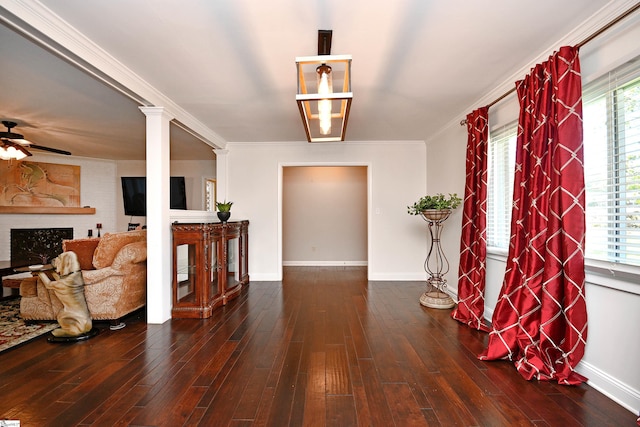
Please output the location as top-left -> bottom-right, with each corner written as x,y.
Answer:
38,251 -> 93,338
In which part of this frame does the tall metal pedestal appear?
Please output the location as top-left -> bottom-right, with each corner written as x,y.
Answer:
419,210 -> 455,309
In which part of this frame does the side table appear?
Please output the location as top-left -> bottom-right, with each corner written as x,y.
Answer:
1,261 -> 29,299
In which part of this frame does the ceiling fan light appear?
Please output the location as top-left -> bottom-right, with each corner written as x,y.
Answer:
0,141 -> 30,160
9,146 -> 28,160
0,121 -> 70,156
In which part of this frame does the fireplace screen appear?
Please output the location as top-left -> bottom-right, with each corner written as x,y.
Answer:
10,228 -> 73,266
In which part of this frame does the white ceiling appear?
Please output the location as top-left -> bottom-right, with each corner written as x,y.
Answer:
0,0 -> 629,160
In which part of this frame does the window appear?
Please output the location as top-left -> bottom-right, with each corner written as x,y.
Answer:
486,56 -> 640,268
487,123 -> 517,250
583,58 -> 640,266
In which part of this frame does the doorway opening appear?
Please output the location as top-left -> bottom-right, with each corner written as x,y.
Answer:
281,165 -> 369,273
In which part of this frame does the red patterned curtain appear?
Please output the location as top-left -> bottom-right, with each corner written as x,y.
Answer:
479,46 -> 588,385
452,107 -> 490,332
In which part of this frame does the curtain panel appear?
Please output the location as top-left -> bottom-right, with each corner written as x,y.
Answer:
452,107 -> 490,332
479,46 -> 588,385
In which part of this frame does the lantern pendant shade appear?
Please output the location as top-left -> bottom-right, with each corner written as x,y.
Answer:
296,54 -> 352,142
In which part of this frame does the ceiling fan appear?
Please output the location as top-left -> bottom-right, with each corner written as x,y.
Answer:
0,120 -> 71,159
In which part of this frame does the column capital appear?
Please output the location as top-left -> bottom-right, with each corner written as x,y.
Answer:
139,106 -> 173,120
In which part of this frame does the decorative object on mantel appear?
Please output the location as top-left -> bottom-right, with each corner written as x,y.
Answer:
0,160 -> 80,208
96,223 -> 102,237
408,193 -> 462,309
216,200 -> 233,223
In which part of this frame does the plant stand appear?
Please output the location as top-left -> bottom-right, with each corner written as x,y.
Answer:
419,209 -> 455,309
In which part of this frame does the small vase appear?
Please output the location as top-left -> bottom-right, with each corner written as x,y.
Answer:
217,211 -> 231,222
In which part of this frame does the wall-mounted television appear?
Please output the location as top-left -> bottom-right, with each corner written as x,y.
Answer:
121,176 -> 187,216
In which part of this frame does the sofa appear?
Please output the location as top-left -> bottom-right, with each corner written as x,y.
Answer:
20,229 -> 147,325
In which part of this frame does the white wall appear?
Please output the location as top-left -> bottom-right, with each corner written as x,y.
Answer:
425,133 -> 468,288
171,160 -> 216,211
428,12 -> 640,415
283,166 -> 367,265
226,141 -> 427,281
0,153 -> 118,261
115,159 -> 216,231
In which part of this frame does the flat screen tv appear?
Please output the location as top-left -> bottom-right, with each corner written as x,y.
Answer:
121,176 -> 187,216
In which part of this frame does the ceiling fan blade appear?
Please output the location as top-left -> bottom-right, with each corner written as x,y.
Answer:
28,144 -> 72,155
9,138 -> 31,145
1,122 -> 72,156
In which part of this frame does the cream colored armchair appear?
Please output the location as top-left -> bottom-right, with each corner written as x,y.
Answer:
20,230 -> 147,327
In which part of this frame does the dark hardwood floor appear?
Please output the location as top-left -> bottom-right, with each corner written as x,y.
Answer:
0,267 -> 634,426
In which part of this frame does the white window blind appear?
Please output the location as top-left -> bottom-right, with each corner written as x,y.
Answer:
583,56 -> 640,266
487,123 -> 517,249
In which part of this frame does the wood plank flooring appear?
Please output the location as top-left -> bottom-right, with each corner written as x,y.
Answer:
0,266 -> 634,426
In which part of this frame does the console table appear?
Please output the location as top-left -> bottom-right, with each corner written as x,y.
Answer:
171,220 -> 249,318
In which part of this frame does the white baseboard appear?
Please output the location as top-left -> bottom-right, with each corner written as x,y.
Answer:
479,309 -> 638,416
367,272 -> 425,281
247,273 -> 280,281
479,310 -> 638,416
282,261 -> 368,267
576,360 -> 640,416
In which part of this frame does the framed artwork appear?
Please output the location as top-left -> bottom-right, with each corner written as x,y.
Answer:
0,161 -> 81,207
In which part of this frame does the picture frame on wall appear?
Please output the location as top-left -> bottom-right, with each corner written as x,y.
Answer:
0,161 -> 80,207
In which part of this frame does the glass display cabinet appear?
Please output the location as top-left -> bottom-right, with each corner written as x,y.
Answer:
171,220 -> 249,318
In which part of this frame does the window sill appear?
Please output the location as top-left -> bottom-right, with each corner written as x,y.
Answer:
486,247 -> 640,296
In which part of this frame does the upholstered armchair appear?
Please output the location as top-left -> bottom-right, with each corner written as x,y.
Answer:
20,230 -> 147,327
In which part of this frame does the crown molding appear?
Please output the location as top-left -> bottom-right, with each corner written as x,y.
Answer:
0,0 -> 226,150
433,0 -> 640,144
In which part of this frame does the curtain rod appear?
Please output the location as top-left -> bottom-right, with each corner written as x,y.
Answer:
460,2 -> 640,126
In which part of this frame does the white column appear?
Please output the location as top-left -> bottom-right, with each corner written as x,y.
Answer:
214,149 -> 229,203
140,106 -> 173,324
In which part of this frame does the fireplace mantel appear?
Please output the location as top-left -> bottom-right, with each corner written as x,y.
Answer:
0,206 -> 95,214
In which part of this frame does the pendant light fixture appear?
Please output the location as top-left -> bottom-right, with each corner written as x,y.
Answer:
296,30 -> 352,142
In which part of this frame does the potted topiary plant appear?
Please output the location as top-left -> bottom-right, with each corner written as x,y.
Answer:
407,193 -> 462,222
216,200 -> 233,223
